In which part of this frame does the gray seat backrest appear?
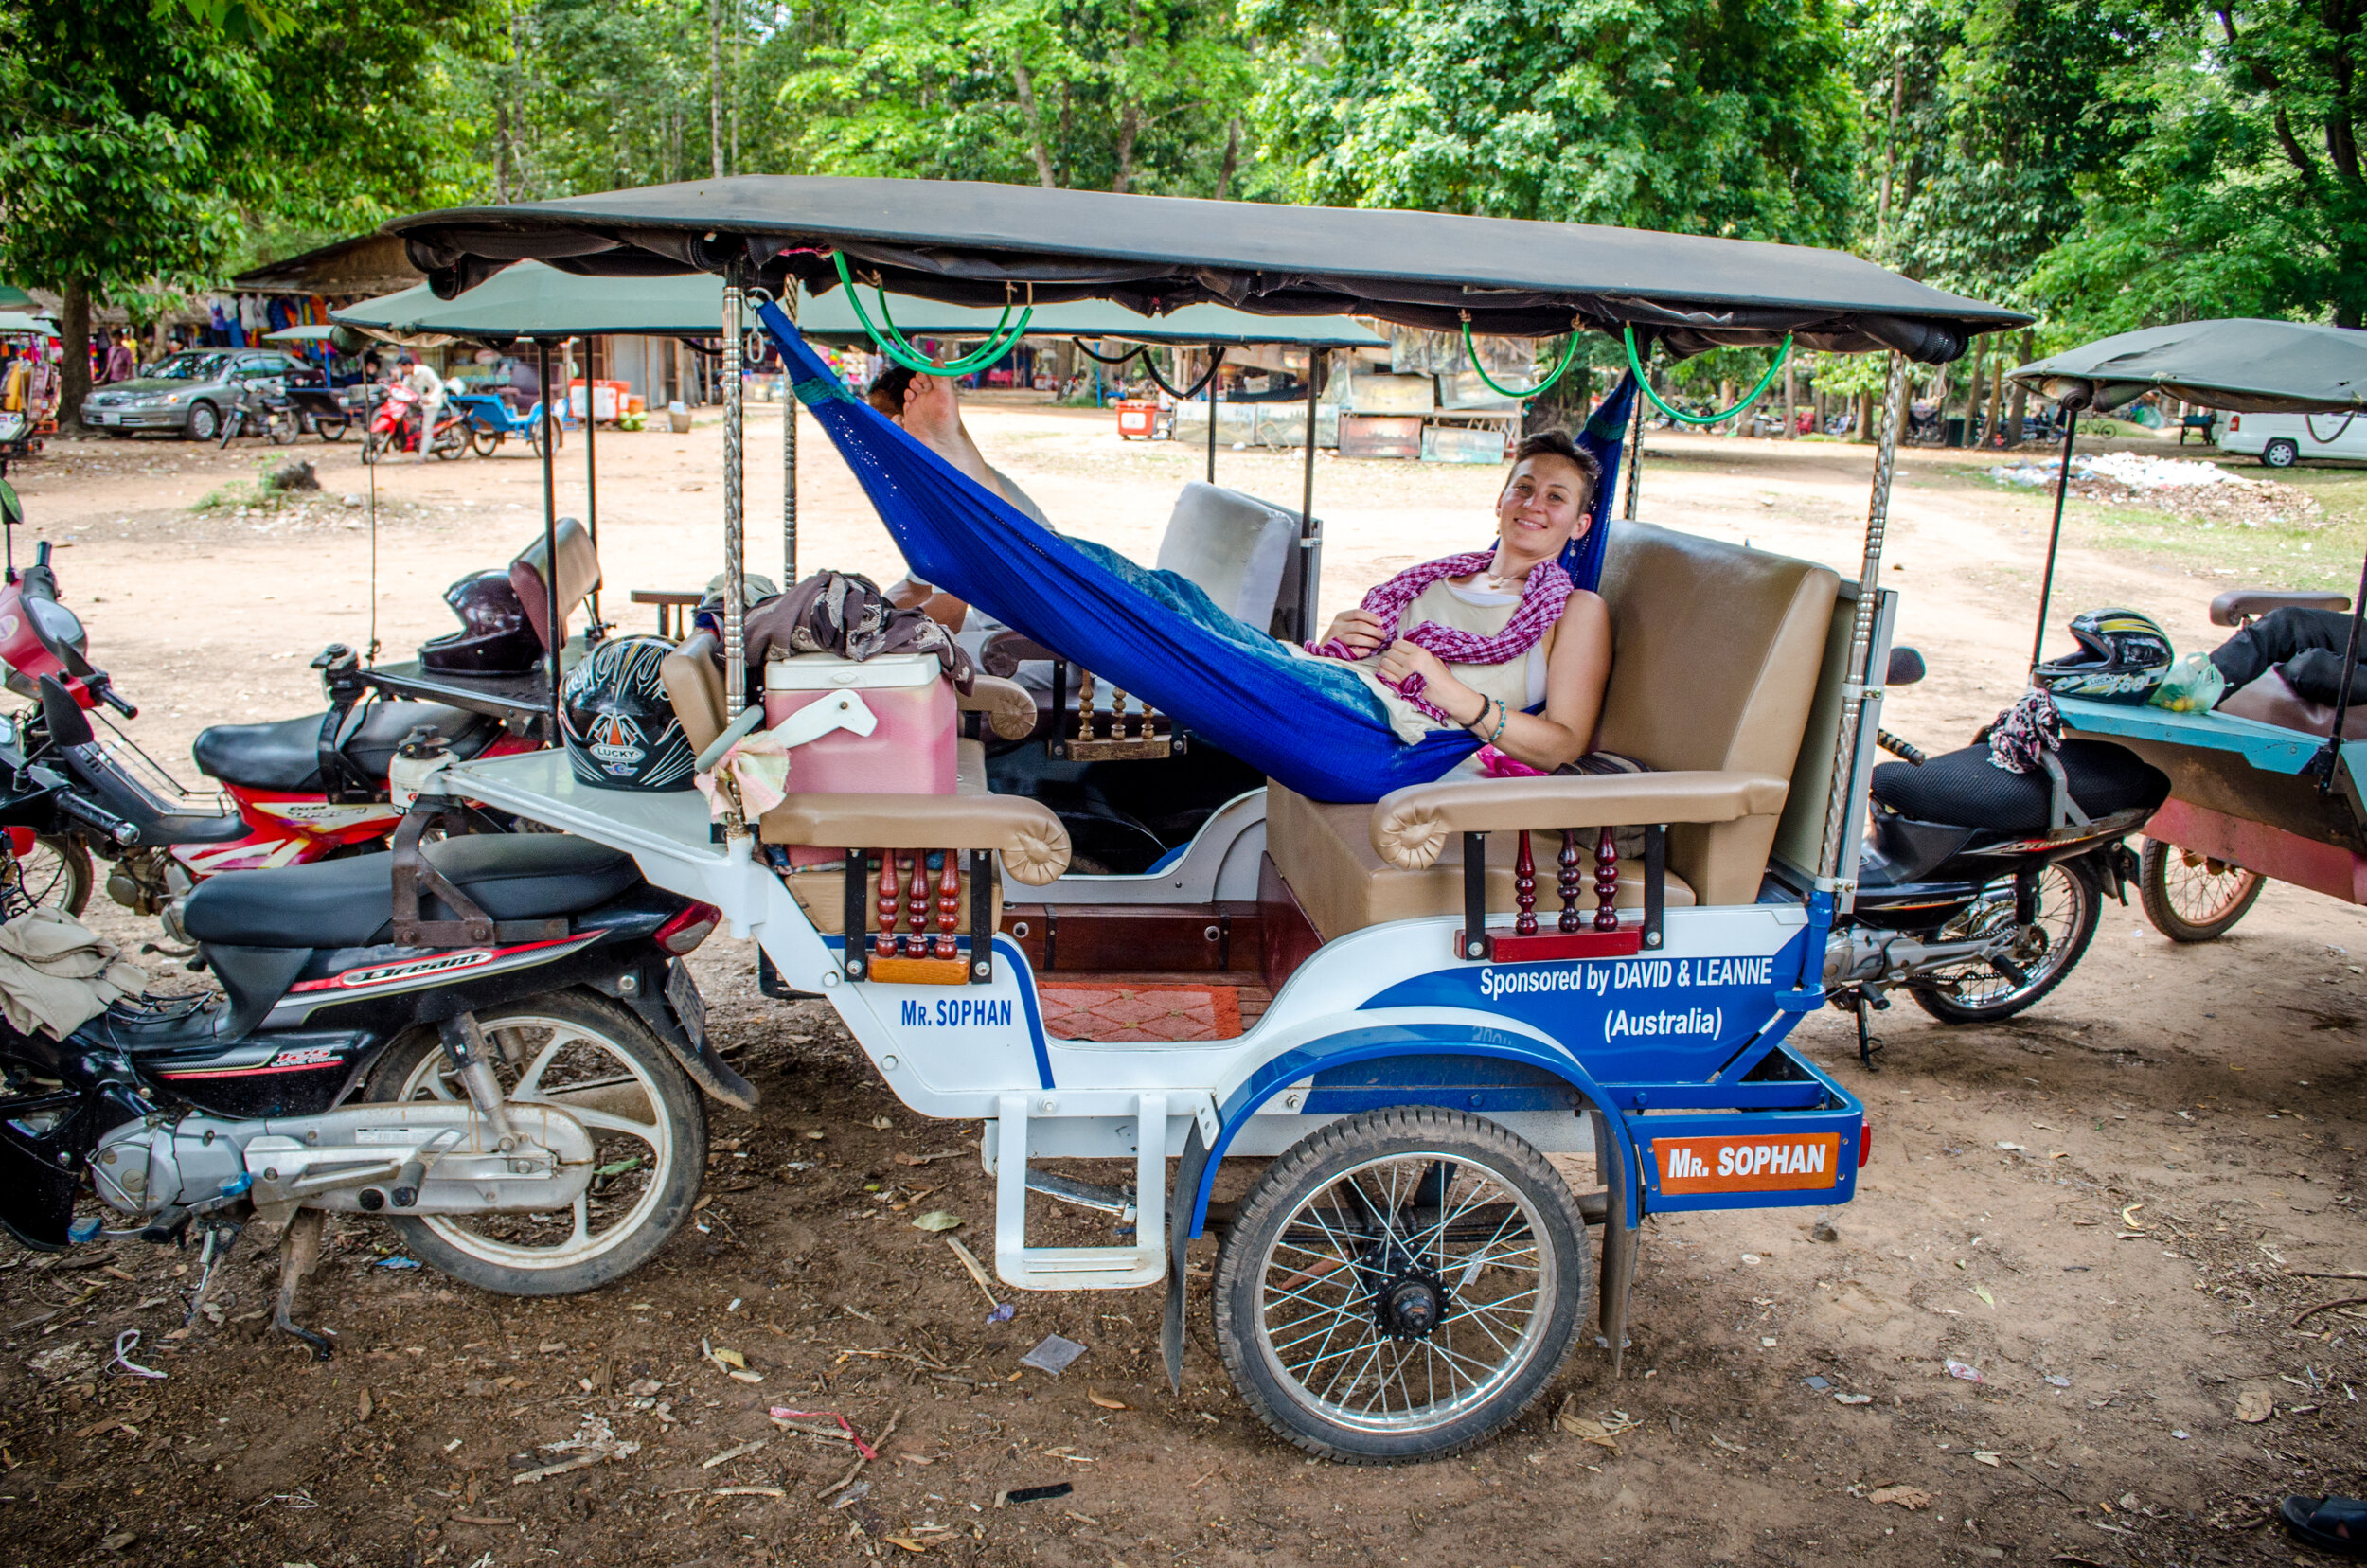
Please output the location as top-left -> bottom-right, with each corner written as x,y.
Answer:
1155,482 -> 1300,632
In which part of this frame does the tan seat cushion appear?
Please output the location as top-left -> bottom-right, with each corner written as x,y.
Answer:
1269,783 -> 1692,943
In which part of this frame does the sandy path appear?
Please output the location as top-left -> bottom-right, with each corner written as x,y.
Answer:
3,412 -> 2363,1566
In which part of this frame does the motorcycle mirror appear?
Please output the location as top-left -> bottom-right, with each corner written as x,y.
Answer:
1886,646 -> 1928,686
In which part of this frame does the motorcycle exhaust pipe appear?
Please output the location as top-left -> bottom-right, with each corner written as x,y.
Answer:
391,1158 -> 425,1209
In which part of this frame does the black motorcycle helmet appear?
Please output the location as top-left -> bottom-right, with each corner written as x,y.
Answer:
2034,608 -> 2174,706
560,635 -> 698,791
420,569 -> 542,675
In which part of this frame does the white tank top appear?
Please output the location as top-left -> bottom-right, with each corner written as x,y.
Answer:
1307,577 -> 1553,742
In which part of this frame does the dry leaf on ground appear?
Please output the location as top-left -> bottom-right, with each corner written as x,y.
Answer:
1868,1486 -> 1931,1510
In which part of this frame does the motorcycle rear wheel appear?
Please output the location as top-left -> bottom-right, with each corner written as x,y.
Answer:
2138,839 -> 2264,943
1910,858 -> 2101,1024
267,411 -> 297,445
363,989 -> 706,1296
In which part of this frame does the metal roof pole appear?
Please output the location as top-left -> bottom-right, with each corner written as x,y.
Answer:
1621,359 -> 1646,521
1815,350 -> 1911,896
721,268 -> 747,719
1295,349 -> 1325,641
582,335 -> 601,632
2027,407 -> 2081,671
537,338 -> 562,742
781,290 -> 799,589
1205,347 -> 1219,486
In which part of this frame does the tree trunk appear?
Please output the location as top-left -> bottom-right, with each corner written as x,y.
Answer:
1012,63 -> 1056,187
59,277 -> 91,431
1783,358 -> 1796,439
1985,358 -> 2007,450
1854,390 -> 1872,444
1216,116 -> 1240,201
2004,328 -> 2034,448
1876,61 -> 1903,244
1112,100 -> 1140,192
708,0 -> 724,179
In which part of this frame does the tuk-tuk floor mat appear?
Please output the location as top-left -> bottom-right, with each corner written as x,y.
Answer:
1037,983 -> 1243,1042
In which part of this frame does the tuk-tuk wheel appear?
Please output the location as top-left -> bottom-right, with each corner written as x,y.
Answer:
316,416 -> 351,443
2138,840 -> 2265,943
1212,1107 -> 1586,1464
472,427 -> 503,458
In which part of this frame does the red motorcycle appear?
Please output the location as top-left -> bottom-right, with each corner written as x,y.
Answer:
360,382 -> 471,463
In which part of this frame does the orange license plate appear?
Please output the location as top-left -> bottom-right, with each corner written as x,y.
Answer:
1653,1132 -> 1842,1195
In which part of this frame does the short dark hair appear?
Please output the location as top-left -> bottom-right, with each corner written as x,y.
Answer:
866,361 -> 917,417
1509,429 -> 1602,506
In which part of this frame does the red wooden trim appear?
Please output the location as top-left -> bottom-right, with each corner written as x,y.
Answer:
2146,796 -> 2367,906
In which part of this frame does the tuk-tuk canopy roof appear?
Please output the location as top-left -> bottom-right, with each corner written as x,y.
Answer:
331,258 -> 1384,349
383,176 -> 2022,363
2009,318 -> 2367,415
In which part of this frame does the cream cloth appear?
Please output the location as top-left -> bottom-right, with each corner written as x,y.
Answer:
1305,579 -> 1552,743
0,908 -> 151,1040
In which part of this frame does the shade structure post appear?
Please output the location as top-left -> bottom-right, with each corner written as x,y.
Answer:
1205,347 -> 1219,485
721,271 -> 747,720
1814,351 -> 1910,892
582,335 -> 600,633
1294,349 -> 1324,640
781,290 -> 798,589
2027,408 -> 2081,670
2314,549 -> 2367,793
1621,356 -> 1646,521
536,339 -> 561,742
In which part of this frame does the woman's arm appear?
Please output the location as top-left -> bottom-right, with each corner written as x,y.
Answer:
1373,591 -> 1611,770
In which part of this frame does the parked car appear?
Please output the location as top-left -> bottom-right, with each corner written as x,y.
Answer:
2216,409 -> 2367,469
80,348 -> 336,442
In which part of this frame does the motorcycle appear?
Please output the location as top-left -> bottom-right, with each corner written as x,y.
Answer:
361,383 -> 470,463
215,374 -> 298,448
1822,647 -> 2168,1065
0,674 -> 748,1350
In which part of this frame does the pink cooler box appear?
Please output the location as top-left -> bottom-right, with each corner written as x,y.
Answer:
762,652 -> 958,795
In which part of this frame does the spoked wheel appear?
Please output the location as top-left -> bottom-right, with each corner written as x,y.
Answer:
266,410 -> 298,445
1910,857 -> 2102,1024
364,990 -> 706,1295
316,415 -> 351,442
432,423 -> 469,460
2139,839 -> 2265,942
361,430 -> 389,464
470,426 -> 503,458
0,833 -> 91,918
1213,1109 -> 1586,1463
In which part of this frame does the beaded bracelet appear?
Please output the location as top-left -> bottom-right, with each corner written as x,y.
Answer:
1477,696 -> 1508,747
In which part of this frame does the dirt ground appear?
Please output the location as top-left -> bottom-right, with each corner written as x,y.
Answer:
5,407 -> 2367,1568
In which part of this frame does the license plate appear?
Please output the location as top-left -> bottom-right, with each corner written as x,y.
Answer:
1651,1132 -> 1842,1195
665,959 -> 707,1049
93,412 -> 116,425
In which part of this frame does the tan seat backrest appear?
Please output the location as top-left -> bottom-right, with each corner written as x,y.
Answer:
662,631 -> 727,754
1591,522 -> 1839,903
510,516 -> 603,652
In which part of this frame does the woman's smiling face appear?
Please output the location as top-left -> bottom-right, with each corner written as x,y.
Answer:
1495,453 -> 1592,559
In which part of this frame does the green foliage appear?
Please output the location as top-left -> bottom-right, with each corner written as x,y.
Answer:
1240,0 -> 1860,243
2031,0 -> 2367,330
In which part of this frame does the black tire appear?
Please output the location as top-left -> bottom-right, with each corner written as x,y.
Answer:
214,407 -> 240,449
1212,1108 -> 1587,1463
2263,437 -> 2300,469
360,989 -> 707,1296
361,430 -> 387,464
185,401 -> 220,442
1,833 -> 91,918
2139,838 -> 2266,942
432,421 -> 468,460
266,410 -> 297,445
1909,857 -> 2103,1024
316,416 -> 350,442
470,425 -> 502,458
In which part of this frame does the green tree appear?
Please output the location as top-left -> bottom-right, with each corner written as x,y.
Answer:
1240,0 -> 1860,243
2032,0 -> 2367,330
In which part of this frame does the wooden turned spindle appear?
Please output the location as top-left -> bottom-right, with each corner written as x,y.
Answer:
1513,830 -> 1539,936
1112,688 -> 1132,739
1557,829 -> 1583,932
934,851 -> 960,960
905,851 -> 932,956
1593,826 -> 1620,931
1076,670 -> 1097,742
875,853 -> 901,957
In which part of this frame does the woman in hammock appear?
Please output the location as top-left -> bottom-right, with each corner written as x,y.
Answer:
871,363 -> 1612,774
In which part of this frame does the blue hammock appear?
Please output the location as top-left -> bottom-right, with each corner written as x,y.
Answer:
756,304 -> 1633,803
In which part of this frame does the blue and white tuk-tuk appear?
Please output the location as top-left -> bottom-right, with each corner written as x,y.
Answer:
383,178 -> 2023,1461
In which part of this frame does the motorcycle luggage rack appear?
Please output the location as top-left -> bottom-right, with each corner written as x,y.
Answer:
389,793 -> 565,947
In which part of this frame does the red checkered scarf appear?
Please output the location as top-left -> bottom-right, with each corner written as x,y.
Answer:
1306,548 -> 1574,722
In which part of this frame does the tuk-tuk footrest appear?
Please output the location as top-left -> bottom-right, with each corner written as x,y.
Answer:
992,1091 -> 1168,1291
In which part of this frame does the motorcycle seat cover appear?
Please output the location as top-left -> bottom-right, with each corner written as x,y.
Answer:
191,701 -> 499,793
182,833 -> 640,949
1871,740 -> 2167,833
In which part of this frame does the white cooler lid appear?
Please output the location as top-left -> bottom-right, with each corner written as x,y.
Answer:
764,651 -> 943,691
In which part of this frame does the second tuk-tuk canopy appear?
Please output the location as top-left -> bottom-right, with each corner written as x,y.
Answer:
387,176 -> 2025,362
2008,319 -> 2367,416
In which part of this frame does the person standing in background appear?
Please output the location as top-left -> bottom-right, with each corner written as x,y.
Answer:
399,352 -> 444,461
100,333 -> 133,385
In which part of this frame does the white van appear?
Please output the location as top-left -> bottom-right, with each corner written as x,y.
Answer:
2216,408 -> 2367,468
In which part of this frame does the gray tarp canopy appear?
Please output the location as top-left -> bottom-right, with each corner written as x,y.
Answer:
383,175 -> 2023,362
2008,319 -> 2367,415
332,258 -> 1383,349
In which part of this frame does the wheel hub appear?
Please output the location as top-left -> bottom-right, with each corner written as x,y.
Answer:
1375,1271 -> 1450,1341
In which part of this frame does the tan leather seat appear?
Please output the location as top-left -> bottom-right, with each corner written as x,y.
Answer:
1268,522 -> 1838,937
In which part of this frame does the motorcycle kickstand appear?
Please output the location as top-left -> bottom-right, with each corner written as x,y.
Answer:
1854,991 -> 1884,1072
272,1208 -> 333,1361
181,1219 -> 243,1333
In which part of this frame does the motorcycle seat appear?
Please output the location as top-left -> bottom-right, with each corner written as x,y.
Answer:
191,701 -> 501,793
1871,740 -> 2167,833
181,832 -> 640,950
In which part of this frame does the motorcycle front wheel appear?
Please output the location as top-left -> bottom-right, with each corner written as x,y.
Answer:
0,833 -> 91,918
362,431 -> 388,464
362,989 -> 706,1296
1910,858 -> 2102,1025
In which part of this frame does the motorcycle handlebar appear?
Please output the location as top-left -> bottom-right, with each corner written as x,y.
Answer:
95,682 -> 136,720
53,787 -> 138,846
